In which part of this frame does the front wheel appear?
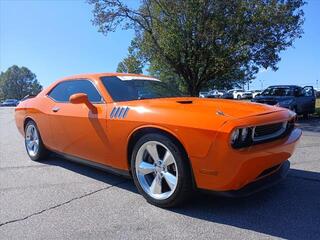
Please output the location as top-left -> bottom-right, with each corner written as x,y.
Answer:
25,120 -> 49,161
131,133 -> 192,208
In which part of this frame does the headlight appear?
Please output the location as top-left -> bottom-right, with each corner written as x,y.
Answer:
231,129 -> 240,144
241,128 -> 248,141
230,127 -> 253,148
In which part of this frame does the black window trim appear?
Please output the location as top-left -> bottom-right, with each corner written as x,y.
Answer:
46,78 -> 105,104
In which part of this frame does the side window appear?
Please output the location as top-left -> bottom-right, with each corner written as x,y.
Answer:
302,86 -> 314,97
48,80 -> 103,103
293,87 -> 302,97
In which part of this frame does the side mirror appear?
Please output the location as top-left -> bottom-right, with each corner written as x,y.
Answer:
69,93 -> 89,104
69,93 -> 97,113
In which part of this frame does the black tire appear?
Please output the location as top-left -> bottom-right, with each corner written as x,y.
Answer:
237,95 -> 241,100
24,120 -> 49,161
131,133 -> 192,208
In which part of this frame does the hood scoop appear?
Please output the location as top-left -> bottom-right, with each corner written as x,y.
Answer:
176,100 -> 193,104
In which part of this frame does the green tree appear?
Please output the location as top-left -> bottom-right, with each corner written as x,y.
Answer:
117,39 -> 144,74
0,65 -> 42,100
116,55 -> 143,74
147,58 -> 187,93
89,0 -> 305,96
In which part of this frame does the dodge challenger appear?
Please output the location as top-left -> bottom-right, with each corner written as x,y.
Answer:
15,73 -> 302,207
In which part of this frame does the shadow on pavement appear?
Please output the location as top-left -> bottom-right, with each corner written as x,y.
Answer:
175,168 -> 320,239
43,155 -> 320,239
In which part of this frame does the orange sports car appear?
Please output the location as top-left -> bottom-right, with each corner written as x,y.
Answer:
15,73 -> 301,207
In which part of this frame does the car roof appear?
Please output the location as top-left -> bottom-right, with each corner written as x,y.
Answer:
59,72 -> 155,81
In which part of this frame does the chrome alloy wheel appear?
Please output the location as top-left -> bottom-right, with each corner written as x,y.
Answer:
135,141 -> 178,200
25,124 -> 39,157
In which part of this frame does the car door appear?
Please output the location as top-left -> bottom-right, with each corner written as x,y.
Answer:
295,86 -> 316,114
47,79 -> 112,165
301,86 -> 316,113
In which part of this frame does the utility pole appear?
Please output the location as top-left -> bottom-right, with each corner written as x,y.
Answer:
259,79 -> 264,90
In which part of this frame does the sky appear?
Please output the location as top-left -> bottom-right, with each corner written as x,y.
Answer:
0,0 -> 319,90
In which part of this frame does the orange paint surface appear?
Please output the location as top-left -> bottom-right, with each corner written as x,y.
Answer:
15,73 -> 301,191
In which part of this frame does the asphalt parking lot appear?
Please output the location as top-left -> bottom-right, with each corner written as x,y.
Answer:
1,107 -> 320,240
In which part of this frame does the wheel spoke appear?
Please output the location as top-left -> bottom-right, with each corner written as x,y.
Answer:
28,141 -> 34,149
162,150 -> 174,167
33,142 -> 39,153
146,144 -> 160,162
30,127 -> 35,139
163,172 -> 177,190
33,131 -> 38,141
150,177 -> 162,194
138,161 -> 155,175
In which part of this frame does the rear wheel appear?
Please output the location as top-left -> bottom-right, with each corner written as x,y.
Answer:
237,95 -> 241,100
131,133 -> 192,208
25,120 -> 49,161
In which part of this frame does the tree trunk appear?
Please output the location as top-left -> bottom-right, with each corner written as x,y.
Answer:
187,84 -> 201,97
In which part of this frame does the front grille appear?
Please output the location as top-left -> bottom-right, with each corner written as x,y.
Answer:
252,120 -> 294,144
255,122 -> 284,137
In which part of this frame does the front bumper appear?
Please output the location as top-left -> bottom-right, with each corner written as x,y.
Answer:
190,109 -> 301,193
208,160 -> 290,197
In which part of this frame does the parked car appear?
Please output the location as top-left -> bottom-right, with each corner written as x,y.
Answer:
199,91 -> 209,98
206,90 -> 220,98
252,85 -> 316,117
218,90 -> 234,99
251,90 -> 262,98
15,73 -> 301,207
200,90 -> 233,99
243,91 -> 253,99
1,99 -> 19,106
228,89 -> 253,99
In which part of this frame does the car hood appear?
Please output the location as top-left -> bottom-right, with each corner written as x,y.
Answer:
124,97 -> 283,129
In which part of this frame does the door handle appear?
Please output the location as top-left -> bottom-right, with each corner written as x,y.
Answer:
52,107 -> 60,112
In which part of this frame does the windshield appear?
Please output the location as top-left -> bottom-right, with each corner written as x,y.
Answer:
261,87 -> 294,96
101,76 -> 183,102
